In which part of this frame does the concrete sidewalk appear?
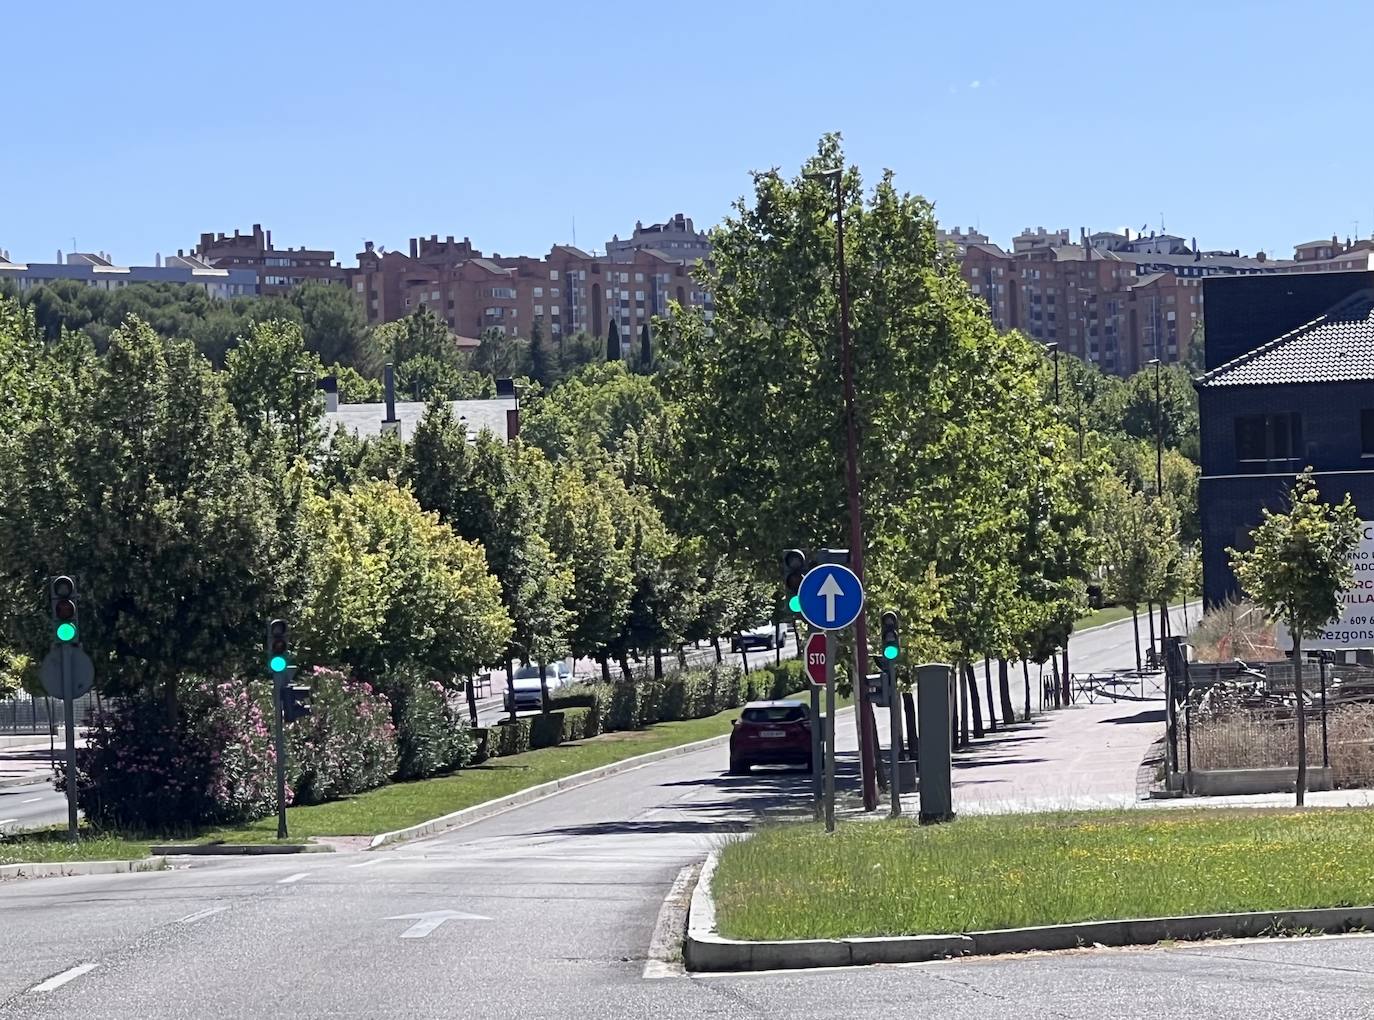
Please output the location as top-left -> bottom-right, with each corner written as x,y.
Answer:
0,740 -> 68,788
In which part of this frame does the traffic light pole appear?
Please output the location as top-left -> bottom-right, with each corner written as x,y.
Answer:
61,643 -> 78,843
887,660 -> 900,819
273,674 -> 288,840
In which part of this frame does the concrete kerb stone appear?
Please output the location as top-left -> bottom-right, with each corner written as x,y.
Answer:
0,856 -> 168,882
367,731 -> 733,850
683,849 -> 1374,972
150,843 -> 334,856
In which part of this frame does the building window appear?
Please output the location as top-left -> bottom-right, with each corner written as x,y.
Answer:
551,306 -> 560,316
1362,410 -> 1374,457
355,281 -> 365,292
635,273 -> 644,282
550,270 -> 560,280
534,287 -> 543,298
1236,413 -> 1302,468
535,305 -> 544,316
551,287 -> 560,297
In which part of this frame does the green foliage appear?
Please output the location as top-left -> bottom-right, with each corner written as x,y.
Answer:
472,326 -> 527,381
376,308 -> 490,400
223,318 -> 325,447
386,672 -> 475,781
327,361 -> 384,403
1097,474 -> 1179,611
639,322 -> 653,372
1230,470 -> 1362,641
606,320 -> 622,361
0,313 -> 282,701
289,281 -> 373,371
296,479 -> 512,683
528,319 -> 551,386
557,329 -> 603,377
287,667 -> 398,805
1109,361 -> 1199,461
488,709 -> 593,757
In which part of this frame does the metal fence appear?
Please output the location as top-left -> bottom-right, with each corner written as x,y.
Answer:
1163,638 -> 1374,785
0,692 -> 100,734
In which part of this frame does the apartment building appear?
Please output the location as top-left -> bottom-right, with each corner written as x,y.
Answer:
350,232 -> 710,345
0,250 -> 257,300
606,213 -> 710,263
194,224 -> 348,295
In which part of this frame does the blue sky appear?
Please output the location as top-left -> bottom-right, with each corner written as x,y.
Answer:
4,0 -> 1370,266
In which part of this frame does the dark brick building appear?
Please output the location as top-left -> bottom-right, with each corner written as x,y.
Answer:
1197,270 -> 1374,605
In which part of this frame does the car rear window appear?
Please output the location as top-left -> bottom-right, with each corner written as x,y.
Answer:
742,706 -> 807,724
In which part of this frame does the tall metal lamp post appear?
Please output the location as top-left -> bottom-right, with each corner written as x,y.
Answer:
804,165 -> 878,811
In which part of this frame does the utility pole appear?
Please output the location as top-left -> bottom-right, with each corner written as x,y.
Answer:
805,166 -> 878,811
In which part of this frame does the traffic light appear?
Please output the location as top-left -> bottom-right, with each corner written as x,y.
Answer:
782,549 -> 807,614
880,609 -> 900,662
50,576 -> 78,644
267,619 -> 289,674
282,685 -> 312,723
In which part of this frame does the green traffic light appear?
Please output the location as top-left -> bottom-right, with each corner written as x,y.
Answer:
882,645 -> 898,660
788,595 -> 802,613
269,655 -> 288,673
55,622 -> 77,643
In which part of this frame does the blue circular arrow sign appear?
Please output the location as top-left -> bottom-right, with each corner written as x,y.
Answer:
797,564 -> 865,631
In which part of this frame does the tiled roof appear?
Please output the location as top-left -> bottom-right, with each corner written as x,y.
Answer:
1197,291 -> 1374,387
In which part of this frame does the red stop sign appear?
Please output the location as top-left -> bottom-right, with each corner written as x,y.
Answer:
804,632 -> 828,686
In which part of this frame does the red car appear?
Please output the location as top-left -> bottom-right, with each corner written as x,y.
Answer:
729,700 -> 812,774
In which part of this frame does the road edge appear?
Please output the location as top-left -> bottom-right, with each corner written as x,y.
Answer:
0,856 -> 168,882
684,849 -> 1374,972
368,731 -> 733,849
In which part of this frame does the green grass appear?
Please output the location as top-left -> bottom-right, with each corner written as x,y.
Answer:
0,827 -> 152,865
1073,604 -> 1135,631
712,808 -> 1374,940
201,689 -> 850,844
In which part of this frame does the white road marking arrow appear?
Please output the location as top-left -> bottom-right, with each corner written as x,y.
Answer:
386,909 -> 491,939
818,573 -> 845,624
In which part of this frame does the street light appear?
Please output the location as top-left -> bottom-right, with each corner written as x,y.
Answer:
803,165 -> 878,812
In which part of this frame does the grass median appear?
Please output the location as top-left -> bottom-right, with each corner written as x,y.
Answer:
201,688 -> 850,844
712,808 -> 1374,941
0,828 -> 151,866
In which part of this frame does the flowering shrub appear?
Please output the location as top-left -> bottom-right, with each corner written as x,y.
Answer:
388,673 -> 475,781
288,667 -> 398,804
75,678 -> 277,832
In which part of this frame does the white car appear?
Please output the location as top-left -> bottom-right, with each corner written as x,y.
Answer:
504,662 -> 574,713
732,622 -> 787,652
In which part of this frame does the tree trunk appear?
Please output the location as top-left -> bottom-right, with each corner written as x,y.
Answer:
998,658 -> 1015,726
1022,659 -> 1032,721
618,654 -> 632,684
712,636 -> 723,664
600,656 -> 612,684
1147,599 -> 1157,666
983,657 -> 997,732
1131,608 -> 1142,672
1061,641 -> 1071,704
677,645 -> 688,669
957,663 -> 968,748
539,660 -> 550,714
466,675 -> 478,728
505,655 -> 517,723
739,647 -> 750,675
1051,654 -> 1061,709
964,661 -> 984,739
1160,602 -> 1170,644
653,649 -> 664,680
902,691 -> 918,760
1293,631 -> 1307,808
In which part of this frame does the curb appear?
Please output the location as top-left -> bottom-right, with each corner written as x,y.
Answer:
0,856 -> 168,882
368,731 -> 734,849
150,843 -> 333,856
683,850 -> 1374,972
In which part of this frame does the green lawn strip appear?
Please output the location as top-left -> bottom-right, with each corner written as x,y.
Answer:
713,808 -> 1374,941
0,827 -> 151,865
1073,605 -> 1135,631
200,688 -> 849,844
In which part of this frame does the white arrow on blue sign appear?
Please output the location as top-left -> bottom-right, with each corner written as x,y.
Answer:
797,564 -> 865,631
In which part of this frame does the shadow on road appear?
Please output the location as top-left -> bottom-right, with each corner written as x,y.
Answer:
1100,709 -> 1166,725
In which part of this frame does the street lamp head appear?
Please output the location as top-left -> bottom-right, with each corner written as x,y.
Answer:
803,167 -> 843,184
1148,357 -> 1160,366
1044,342 -> 1059,353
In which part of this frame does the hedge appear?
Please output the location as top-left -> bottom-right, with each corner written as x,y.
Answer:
486,707 -> 596,757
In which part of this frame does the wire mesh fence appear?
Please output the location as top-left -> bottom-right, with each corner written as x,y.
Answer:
0,692 -> 100,734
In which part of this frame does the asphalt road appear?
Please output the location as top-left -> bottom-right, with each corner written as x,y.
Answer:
9,603 -> 1318,1020
0,781 -> 67,833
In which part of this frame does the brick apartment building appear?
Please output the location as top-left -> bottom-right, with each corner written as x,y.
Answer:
193,224 -> 348,295
606,213 -> 710,264
349,230 -> 711,342
951,226 -> 1374,375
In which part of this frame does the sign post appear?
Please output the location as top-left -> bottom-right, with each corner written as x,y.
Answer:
41,576 -> 93,843
804,632 -> 826,815
824,631 -> 837,833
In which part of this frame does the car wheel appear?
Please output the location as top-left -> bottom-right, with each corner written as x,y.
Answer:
728,757 -> 750,775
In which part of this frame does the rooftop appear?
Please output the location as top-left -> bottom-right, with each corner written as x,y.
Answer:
1197,290 -> 1374,387
324,397 -> 518,443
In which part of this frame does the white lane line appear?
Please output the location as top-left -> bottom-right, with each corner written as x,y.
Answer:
21,797 -> 42,803
277,872 -> 309,884
346,858 -> 384,869
177,906 -> 227,924
30,963 -> 98,994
